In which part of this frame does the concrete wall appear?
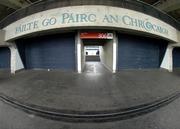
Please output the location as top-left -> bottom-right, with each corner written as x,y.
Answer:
100,40 -> 113,71
0,30 -> 9,46
81,42 -> 85,71
0,30 -> 5,44
3,5 -> 179,43
155,0 -> 180,12
15,47 -> 24,71
9,43 -> 24,73
160,45 -> 173,72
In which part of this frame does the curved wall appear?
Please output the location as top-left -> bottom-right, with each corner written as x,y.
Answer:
0,0 -> 179,30
2,5 -> 179,43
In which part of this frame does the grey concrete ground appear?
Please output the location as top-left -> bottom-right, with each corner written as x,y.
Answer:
0,96 -> 180,129
1,63 -> 180,128
0,62 -> 180,111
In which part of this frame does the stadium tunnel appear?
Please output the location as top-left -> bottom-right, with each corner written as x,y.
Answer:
0,0 -> 179,73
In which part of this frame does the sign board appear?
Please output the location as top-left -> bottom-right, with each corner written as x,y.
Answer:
80,32 -> 113,39
3,5 -> 179,42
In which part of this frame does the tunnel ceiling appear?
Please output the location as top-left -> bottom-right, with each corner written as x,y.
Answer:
0,0 -> 179,22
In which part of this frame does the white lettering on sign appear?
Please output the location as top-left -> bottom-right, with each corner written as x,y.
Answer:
98,33 -> 113,39
4,6 -> 178,42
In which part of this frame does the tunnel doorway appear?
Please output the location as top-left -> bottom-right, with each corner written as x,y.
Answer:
0,47 -> 10,70
16,33 -> 76,70
84,45 -> 101,73
80,32 -> 114,73
85,46 -> 100,62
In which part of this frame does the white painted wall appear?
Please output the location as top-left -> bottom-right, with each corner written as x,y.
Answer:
81,42 -> 85,71
113,32 -> 118,73
15,50 -> 24,71
76,31 -> 83,73
100,40 -> 113,72
9,43 -> 24,74
160,45 -> 174,72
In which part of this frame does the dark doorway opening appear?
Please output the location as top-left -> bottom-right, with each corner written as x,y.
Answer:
82,39 -> 113,73
0,47 -> 10,70
85,46 -> 100,62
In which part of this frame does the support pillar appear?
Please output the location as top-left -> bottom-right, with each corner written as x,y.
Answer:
76,31 -> 82,73
113,32 -> 118,73
160,45 -> 174,72
9,43 -> 24,74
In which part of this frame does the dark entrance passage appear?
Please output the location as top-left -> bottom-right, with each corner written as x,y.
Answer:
80,32 -> 114,73
16,33 -> 75,70
0,47 -> 10,69
85,46 -> 100,62
82,39 -> 113,73
118,33 -> 167,70
173,47 -> 180,69
83,43 -> 110,73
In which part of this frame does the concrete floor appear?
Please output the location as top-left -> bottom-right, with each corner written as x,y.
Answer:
83,62 -> 110,73
1,63 -> 180,128
1,96 -> 180,129
0,62 -> 180,112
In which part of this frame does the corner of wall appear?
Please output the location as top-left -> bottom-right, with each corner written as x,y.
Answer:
160,44 -> 174,72
9,43 -> 24,74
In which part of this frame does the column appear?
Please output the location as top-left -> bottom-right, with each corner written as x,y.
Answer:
76,31 -> 82,73
160,45 -> 174,72
9,43 -> 24,74
113,32 -> 118,73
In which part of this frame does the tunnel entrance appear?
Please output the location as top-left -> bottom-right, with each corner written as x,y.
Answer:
84,45 -> 102,73
85,45 -> 100,62
80,35 -> 114,73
